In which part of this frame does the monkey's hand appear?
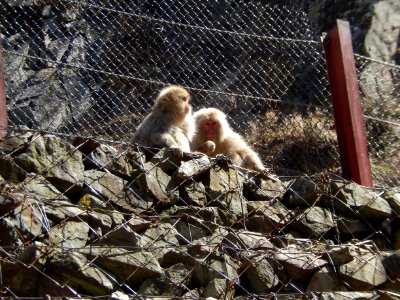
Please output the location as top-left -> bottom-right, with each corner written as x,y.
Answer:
197,141 -> 216,156
257,167 -> 275,180
169,147 -> 184,158
215,154 -> 233,165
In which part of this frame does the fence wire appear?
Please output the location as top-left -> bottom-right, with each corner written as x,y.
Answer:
1,0 -> 339,178
0,131 -> 399,299
355,55 -> 400,189
1,0 -> 400,299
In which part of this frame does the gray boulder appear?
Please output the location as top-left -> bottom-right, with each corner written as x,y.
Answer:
332,182 -> 392,218
15,135 -> 84,193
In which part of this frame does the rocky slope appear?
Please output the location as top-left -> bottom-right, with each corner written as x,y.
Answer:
0,130 -> 399,298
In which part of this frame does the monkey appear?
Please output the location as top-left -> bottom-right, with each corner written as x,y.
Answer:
191,108 -> 265,172
132,85 -> 194,158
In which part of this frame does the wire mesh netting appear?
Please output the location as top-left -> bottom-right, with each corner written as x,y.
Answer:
1,0 -> 339,177
1,0 -> 400,299
1,131 -> 400,298
355,55 -> 400,189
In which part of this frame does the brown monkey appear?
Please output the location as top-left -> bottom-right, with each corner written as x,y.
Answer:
132,85 -> 194,157
192,108 -> 265,172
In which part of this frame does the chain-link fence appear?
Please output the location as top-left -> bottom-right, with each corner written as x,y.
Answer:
0,131 -> 399,298
1,0 -> 400,299
1,0 -> 339,177
355,55 -> 400,189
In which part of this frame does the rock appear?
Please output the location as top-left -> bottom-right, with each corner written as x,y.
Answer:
323,245 -> 354,266
70,137 -> 100,155
17,241 -> 51,267
316,291 -> 379,300
284,176 -> 322,207
337,217 -> 369,235
19,174 -> 85,222
392,217 -> 400,250
141,223 -> 180,248
150,148 -> 183,174
96,224 -> 140,247
141,161 -> 179,207
223,230 -> 276,253
78,193 -> 111,209
49,221 -> 89,248
191,252 -> 239,287
332,182 -> 392,219
81,247 -> 162,287
246,199 -> 293,233
126,215 -> 152,232
86,211 -> 113,235
339,252 -> 387,290
49,251 -> 114,295
21,174 -> 69,202
307,266 -> 347,292
202,278 -> 235,299
0,156 -> 27,182
2,260 -> 40,296
85,144 -> 133,178
364,0 -> 400,63
182,289 -> 200,298
382,251 -> 400,278
175,155 -> 213,181
241,254 -> 279,293
243,175 -> 287,201
275,246 -> 327,281
0,195 -> 45,247
294,206 -> 335,236
11,68 -> 94,132
174,219 -> 209,244
15,135 -> 84,193
180,181 -> 208,207
138,262 -> 191,296
42,199 -> 85,223
84,169 -> 151,213
0,130 -> 33,154
384,191 -> 400,215
157,248 -> 196,269
0,217 -> 23,247
207,165 -> 247,220
109,291 -> 130,300
0,192 -> 24,216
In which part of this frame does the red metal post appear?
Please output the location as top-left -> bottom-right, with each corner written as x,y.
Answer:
323,19 -> 373,187
0,35 -> 8,139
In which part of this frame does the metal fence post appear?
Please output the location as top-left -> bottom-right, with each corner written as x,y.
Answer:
0,35 -> 8,139
323,19 -> 373,187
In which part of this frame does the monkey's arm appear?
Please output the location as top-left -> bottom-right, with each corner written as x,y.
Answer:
156,133 -> 185,157
242,149 -> 265,172
196,141 -> 216,156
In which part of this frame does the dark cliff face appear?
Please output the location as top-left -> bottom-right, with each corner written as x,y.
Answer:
265,0 -> 396,57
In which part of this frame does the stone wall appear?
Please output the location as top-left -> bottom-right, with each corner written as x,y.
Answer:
0,130 -> 399,298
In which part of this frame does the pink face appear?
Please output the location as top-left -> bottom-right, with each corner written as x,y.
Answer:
202,119 -> 219,141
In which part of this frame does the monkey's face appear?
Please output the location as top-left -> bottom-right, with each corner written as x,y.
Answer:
156,86 -> 191,119
180,94 -> 191,115
202,119 -> 219,141
167,88 -> 190,113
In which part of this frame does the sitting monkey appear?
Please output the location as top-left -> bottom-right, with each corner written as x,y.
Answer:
191,108 -> 265,172
132,85 -> 194,157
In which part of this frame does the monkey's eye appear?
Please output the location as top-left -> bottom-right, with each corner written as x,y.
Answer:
182,96 -> 189,102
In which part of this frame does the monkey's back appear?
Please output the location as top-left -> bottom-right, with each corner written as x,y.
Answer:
132,112 -> 190,152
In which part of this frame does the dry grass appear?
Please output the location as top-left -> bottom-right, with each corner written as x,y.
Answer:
245,109 -> 340,175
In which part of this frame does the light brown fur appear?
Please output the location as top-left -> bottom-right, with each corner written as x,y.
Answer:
192,108 -> 265,172
132,85 -> 194,157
